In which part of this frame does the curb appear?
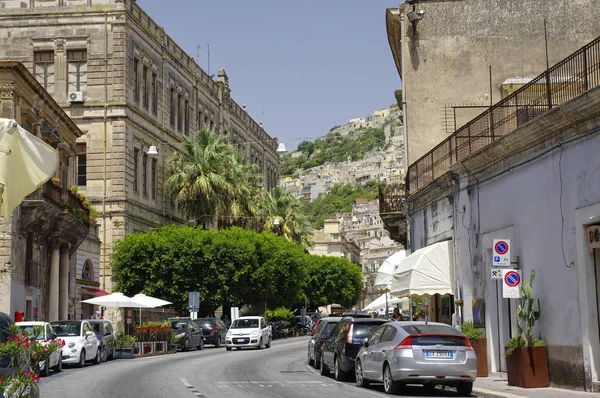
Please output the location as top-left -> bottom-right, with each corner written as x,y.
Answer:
473,387 -> 527,398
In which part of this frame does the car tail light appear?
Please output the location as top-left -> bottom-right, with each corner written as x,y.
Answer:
210,326 -> 218,335
346,324 -> 354,344
464,336 -> 474,351
395,336 -> 413,349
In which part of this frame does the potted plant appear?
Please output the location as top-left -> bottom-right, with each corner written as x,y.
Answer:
51,177 -> 60,187
69,186 -> 78,195
505,270 -> 548,388
462,321 -> 488,377
115,333 -> 137,359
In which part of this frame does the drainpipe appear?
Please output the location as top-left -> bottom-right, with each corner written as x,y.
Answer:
102,10 -> 108,292
399,10 -> 409,176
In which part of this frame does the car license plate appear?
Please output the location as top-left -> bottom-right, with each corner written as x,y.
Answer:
425,350 -> 453,358
234,338 -> 244,343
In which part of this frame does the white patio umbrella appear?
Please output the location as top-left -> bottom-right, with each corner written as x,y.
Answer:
0,118 -> 59,220
363,292 -> 408,312
374,250 -> 407,291
82,292 -> 152,333
131,293 -> 172,325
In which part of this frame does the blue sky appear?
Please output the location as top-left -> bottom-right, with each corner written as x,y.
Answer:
137,0 -> 401,151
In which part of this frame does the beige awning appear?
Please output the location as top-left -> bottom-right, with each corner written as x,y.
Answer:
389,240 -> 454,298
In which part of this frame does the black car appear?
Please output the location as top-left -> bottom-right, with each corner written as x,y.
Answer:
86,320 -> 116,362
320,317 -> 388,381
169,318 -> 204,351
195,318 -> 228,348
0,312 -> 40,398
307,317 -> 341,370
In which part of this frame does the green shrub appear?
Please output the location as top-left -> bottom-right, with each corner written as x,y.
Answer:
462,321 -> 485,340
264,307 -> 294,323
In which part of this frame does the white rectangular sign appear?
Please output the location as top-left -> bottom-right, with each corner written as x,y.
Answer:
493,239 -> 511,266
491,268 -> 503,279
502,269 -> 521,299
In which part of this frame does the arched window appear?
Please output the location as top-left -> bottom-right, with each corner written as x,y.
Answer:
82,259 -> 94,281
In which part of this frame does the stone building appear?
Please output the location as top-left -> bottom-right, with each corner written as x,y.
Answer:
0,61 -> 98,322
0,0 -> 281,292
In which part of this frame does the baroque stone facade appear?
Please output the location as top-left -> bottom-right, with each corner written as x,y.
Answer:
0,0 -> 281,291
0,61 -> 98,322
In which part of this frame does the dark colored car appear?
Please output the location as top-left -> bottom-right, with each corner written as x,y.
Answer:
195,317 -> 228,348
86,320 -> 116,362
320,317 -> 388,381
307,317 -> 341,370
292,315 -> 313,333
0,312 -> 40,398
169,318 -> 204,352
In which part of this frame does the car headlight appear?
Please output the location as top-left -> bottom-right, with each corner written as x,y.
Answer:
250,330 -> 258,336
68,342 -> 76,348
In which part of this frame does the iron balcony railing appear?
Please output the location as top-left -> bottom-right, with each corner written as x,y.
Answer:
406,35 -> 600,195
379,184 -> 405,214
35,180 -> 90,227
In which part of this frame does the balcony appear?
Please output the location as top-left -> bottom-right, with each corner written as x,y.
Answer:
406,35 -> 600,195
378,184 -> 406,247
20,180 -> 90,253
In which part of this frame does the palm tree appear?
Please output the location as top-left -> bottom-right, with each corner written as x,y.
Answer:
165,127 -> 250,227
260,186 -> 312,248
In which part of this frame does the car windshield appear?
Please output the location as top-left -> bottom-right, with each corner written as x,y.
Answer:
352,323 -> 383,340
230,319 -> 259,329
196,318 -> 215,327
51,322 -> 81,337
171,321 -> 187,330
17,325 -> 44,340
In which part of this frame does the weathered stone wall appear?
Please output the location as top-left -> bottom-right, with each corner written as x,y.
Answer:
389,0 -> 600,165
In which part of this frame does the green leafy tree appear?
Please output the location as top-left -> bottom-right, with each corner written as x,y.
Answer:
304,256 -> 363,308
259,186 -> 312,248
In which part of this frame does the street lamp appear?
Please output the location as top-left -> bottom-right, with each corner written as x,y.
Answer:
147,145 -> 159,157
276,142 -> 287,155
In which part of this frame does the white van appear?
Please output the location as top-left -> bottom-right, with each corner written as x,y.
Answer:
225,316 -> 271,350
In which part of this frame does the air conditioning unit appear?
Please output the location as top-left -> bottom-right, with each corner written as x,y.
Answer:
68,91 -> 84,103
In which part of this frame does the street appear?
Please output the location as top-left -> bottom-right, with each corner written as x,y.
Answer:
39,336 -> 478,398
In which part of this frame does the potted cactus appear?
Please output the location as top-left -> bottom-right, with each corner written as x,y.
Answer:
505,270 -> 548,388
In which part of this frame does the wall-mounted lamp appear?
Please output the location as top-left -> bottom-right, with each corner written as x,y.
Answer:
147,145 -> 159,157
406,6 -> 425,35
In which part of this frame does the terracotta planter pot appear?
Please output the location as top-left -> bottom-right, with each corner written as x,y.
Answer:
470,338 -> 488,377
506,346 -> 549,388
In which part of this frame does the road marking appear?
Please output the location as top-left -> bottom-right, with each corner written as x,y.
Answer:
180,378 -> 205,397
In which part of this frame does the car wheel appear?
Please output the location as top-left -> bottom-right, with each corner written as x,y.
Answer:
100,346 -> 107,362
320,350 -> 329,376
355,359 -> 369,388
53,356 -> 62,373
456,381 -> 473,397
39,360 -> 49,377
226,346 -> 232,351
308,349 -> 314,367
183,339 -> 190,352
383,364 -> 401,394
258,337 -> 263,350
77,350 -> 85,368
265,337 -> 271,348
92,348 -> 101,365
314,351 -> 321,370
215,336 -> 221,348
197,339 -> 204,350
334,356 -> 347,381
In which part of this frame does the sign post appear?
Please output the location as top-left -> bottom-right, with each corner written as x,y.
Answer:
502,269 -> 521,299
188,291 -> 200,320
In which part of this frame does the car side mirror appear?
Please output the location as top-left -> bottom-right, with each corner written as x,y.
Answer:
85,331 -> 93,336
363,337 -> 369,347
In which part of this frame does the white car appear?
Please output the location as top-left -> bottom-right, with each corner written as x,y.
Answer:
15,321 -> 62,377
50,320 -> 100,367
226,316 -> 271,350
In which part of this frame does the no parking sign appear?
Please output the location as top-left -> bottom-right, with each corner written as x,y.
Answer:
502,269 -> 521,299
493,239 -> 511,266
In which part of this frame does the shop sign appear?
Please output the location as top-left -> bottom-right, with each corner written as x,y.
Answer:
588,225 -> 600,252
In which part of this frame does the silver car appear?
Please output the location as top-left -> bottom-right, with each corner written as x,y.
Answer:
355,321 -> 477,396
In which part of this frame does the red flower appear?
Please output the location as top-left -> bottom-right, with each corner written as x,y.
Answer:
33,374 -> 40,383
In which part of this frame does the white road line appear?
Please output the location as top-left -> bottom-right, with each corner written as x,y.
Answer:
180,378 -> 192,388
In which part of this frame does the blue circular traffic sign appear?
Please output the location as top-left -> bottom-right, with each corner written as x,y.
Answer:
495,241 -> 509,255
504,271 -> 520,287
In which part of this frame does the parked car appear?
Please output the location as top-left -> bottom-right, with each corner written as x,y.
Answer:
85,320 -> 116,362
195,317 -> 228,348
307,317 -> 341,369
169,318 -> 204,351
50,320 -> 100,367
320,317 -> 388,381
354,322 -> 477,396
15,321 -> 62,376
292,315 -> 313,334
1,312 -> 40,398
312,318 -> 321,336
341,311 -> 373,318
225,316 -> 271,350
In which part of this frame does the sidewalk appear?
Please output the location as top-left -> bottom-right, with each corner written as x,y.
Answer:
474,373 -> 598,398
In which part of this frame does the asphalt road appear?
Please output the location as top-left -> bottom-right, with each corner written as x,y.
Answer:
39,336 -> 476,398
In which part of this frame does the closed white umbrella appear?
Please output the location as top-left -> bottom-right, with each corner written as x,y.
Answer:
131,294 -> 172,325
0,118 -> 59,220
